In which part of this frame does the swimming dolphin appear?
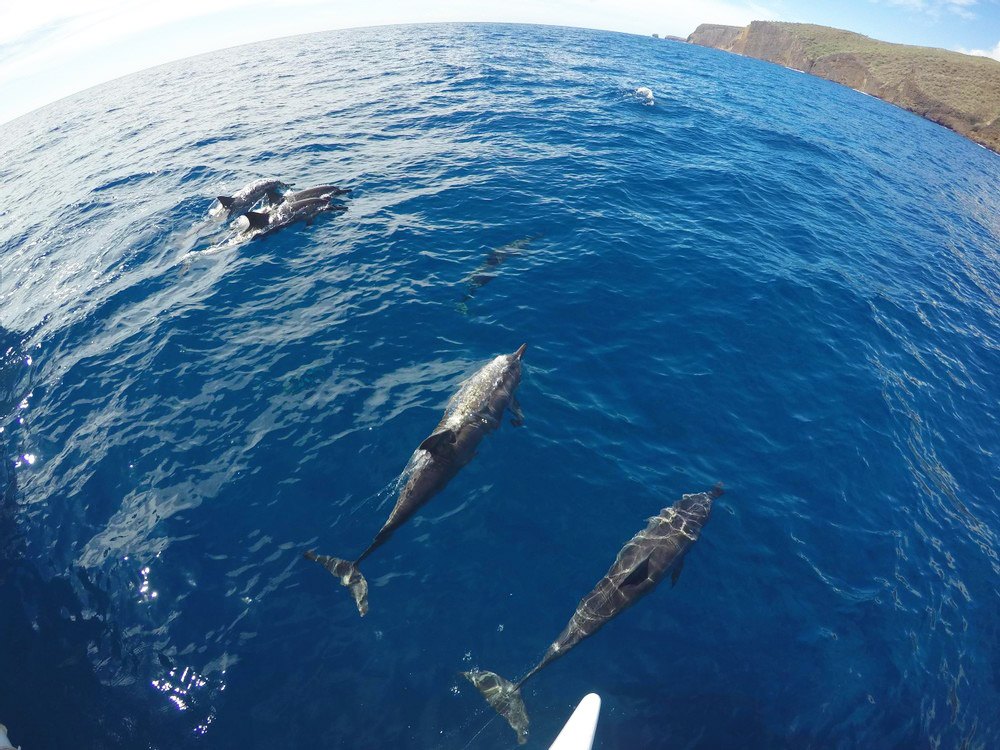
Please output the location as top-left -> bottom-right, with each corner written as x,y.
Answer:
209,179 -> 289,220
458,235 -> 541,313
281,184 -> 351,203
464,484 -> 723,744
234,197 -> 347,238
305,344 -> 528,616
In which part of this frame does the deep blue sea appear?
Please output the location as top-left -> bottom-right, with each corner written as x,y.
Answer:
1,22 -> 999,750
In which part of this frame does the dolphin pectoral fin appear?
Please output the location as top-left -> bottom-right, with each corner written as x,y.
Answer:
418,429 -> 457,455
671,557 -> 685,587
463,669 -> 530,745
621,556 -> 651,588
303,550 -> 369,617
510,396 -> 525,427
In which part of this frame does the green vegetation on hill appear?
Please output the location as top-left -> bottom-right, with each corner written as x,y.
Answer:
688,21 -> 1000,155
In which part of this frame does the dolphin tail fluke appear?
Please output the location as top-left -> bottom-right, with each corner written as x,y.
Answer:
303,550 -> 369,616
463,669 -> 530,745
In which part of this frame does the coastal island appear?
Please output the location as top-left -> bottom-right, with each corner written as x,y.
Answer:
687,21 -> 1000,155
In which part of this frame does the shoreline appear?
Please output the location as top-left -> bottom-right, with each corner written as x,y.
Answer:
686,21 -> 1000,158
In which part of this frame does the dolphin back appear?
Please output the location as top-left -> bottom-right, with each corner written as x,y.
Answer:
285,185 -> 349,202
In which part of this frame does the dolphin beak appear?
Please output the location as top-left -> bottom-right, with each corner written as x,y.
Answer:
514,343 -> 527,360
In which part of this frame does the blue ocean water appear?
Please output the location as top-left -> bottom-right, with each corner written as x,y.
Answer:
1,21 -> 999,749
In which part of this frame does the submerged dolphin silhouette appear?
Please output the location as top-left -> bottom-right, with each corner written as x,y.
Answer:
305,344 -> 528,616
464,484 -> 723,744
458,235 -> 541,313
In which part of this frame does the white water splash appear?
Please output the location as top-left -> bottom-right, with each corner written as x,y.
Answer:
634,86 -> 654,105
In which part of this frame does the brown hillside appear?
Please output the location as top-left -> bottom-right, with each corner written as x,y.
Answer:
687,21 -> 1000,155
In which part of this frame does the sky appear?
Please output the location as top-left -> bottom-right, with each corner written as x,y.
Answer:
1,0 -> 998,125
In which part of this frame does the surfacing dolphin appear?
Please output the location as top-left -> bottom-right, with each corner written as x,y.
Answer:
464,484 -> 724,744
281,184 -> 350,203
305,344 -> 528,616
209,179 -> 289,220
234,197 -> 347,239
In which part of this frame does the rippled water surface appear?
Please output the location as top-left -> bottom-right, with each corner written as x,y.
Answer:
2,23 -> 999,750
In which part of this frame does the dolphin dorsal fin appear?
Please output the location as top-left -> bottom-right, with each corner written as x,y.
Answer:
418,429 -> 456,455
621,556 -> 651,588
244,210 -> 269,230
217,196 -> 234,209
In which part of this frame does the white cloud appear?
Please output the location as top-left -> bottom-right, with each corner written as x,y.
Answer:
957,39 -> 1000,60
0,1 -> 778,125
879,0 -> 977,19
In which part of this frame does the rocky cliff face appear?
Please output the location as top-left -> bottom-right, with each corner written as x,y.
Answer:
729,22 -> 812,70
687,21 -> 1000,156
686,24 -> 743,51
